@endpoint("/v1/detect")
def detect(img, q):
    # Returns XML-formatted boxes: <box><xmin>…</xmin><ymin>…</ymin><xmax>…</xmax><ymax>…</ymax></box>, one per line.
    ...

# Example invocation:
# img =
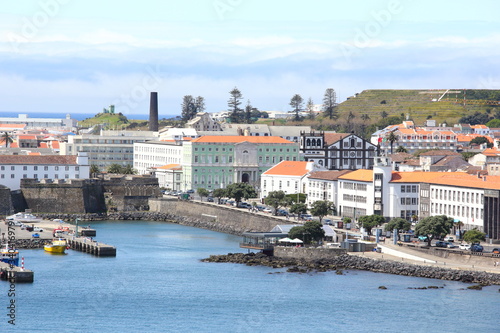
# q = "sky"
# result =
<box><xmin>1</xmin><ymin>0</ymin><xmax>500</xmax><ymax>118</ymax></box>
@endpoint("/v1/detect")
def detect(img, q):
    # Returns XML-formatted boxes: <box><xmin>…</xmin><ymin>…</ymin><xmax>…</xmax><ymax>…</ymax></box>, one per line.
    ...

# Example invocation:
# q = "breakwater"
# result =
<box><xmin>4</xmin><ymin>239</ymin><xmax>52</xmax><ymax>249</ymax></box>
<box><xmin>203</xmin><ymin>252</ymin><xmax>500</xmax><ymax>285</ymax></box>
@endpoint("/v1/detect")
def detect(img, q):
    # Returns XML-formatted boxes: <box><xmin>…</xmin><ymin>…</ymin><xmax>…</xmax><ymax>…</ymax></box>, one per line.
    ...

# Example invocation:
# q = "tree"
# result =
<box><xmin>244</xmin><ymin>100</ymin><xmax>253</xmax><ymax>124</ymax></box>
<box><xmin>358</xmin><ymin>215</ymin><xmax>385</xmax><ymax>235</ymax></box>
<box><xmin>361</xmin><ymin>113</ymin><xmax>370</xmax><ymax>122</ymax></box>
<box><xmin>194</xmin><ymin>96</ymin><xmax>205</xmax><ymax>113</ymax></box>
<box><xmin>289</xmin><ymin>203</ymin><xmax>308</xmax><ymax>216</ymax></box>
<box><xmin>288</xmin><ymin>221</ymin><xmax>325</xmax><ymax>244</ymax></box>
<box><xmin>181</xmin><ymin>95</ymin><xmax>196</xmax><ymax>122</ymax></box>
<box><xmin>470</xmin><ymin>136</ymin><xmax>492</xmax><ymax>148</ymax></box>
<box><xmin>289</xmin><ymin>94</ymin><xmax>304</xmax><ymax>121</ymax></box>
<box><xmin>2</xmin><ymin>132</ymin><xmax>13</xmax><ymax>147</ymax></box>
<box><xmin>197</xmin><ymin>188</ymin><xmax>210</xmax><ymax>201</ymax></box>
<box><xmin>380</xmin><ymin>111</ymin><xmax>388</xmax><ymax>119</ymax></box>
<box><xmin>212</xmin><ymin>188</ymin><xmax>226</xmax><ymax>204</ymax></box>
<box><xmin>310</xmin><ymin>200</ymin><xmax>334</xmax><ymax>223</ymax></box>
<box><xmin>415</xmin><ymin>215</ymin><xmax>454</xmax><ymax>247</ymax></box>
<box><xmin>347</xmin><ymin>111</ymin><xmax>356</xmax><ymax>122</ymax></box>
<box><xmin>385</xmin><ymin>217</ymin><xmax>411</xmax><ymax>240</ymax></box>
<box><xmin>225</xmin><ymin>182</ymin><xmax>256</xmax><ymax>204</ymax></box>
<box><xmin>395</xmin><ymin>146</ymin><xmax>408</xmax><ymax>153</ymax></box>
<box><xmin>90</xmin><ymin>164</ymin><xmax>100</xmax><ymax>178</ymax></box>
<box><xmin>264</xmin><ymin>190</ymin><xmax>287</xmax><ymax>215</ymax></box>
<box><xmin>386</xmin><ymin>131</ymin><xmax>398</xmax><ymax>154</ymax></box>
<box><xmin>228</xmin><ymin>87</ymin><xmax>243</xmax><ymax>123</ymax></box>
<box><xmin>322</xmin><ymin>88</ymin><xmax>338</xmax><ymax>120</ymax></box>
<box><xmin>458</xmin><ymin>112</ymin><xmax>491</xmax><ymax>125</ymax></box>
<box><xmin>486</xmin><ymin>119</ymin><xmax>500</xmax><ymax>128</ymax></box>
<box><xmin>121</xmin><ymin>164</ymin><xmax>137</xmax><ymax>175</ymax></box>
<box><xmin>107</xmin><ymin>163</ymin><xmax>123</xmax><ymax>174</ymax></box>
<box><xmin>463</xmin><ymin>229</ymin><xmax>486</xmax><ymax>244</ymax></box>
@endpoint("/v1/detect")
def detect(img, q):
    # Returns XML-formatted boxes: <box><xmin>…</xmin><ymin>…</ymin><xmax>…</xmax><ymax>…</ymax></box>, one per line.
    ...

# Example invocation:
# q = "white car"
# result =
<box><xmin>459</xmin><ymin>243</ymin><xmax>471</xmax><ymax>250</ymax></box>
<box><xmin>444</xmin><ymin>236</ymin><xmax>454</xmax><ymax>242</ymax></box>
<box><xmin>33</xmin><ymin>227</ymin><xmax>44</xmax><ymax>232</ymax></box>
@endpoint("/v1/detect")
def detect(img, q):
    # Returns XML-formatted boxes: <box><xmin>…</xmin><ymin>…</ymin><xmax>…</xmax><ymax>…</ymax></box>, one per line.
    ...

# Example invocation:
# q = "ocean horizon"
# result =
<box><xmin>0</xmin><ymin>111</ymin><xmax>180</xmax><ymax>121</ymax></box>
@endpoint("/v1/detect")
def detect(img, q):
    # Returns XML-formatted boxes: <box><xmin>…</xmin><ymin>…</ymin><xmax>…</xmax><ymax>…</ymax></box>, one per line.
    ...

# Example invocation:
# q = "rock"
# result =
<box><xmin>467</xmin><ymin>284</ymin><xmax>483</xmax><ymax>290</ymax></box>
<box><xmin>378</xmin><ymin>286</ymin><xmax>387</xmax><ymax>289</ymax></box>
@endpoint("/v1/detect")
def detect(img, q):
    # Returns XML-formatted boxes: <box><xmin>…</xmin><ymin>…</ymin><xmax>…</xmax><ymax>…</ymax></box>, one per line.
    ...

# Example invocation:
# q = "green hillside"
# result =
<box><xmin>336</xmin><ymin>89</ymin><xmax>500</xmax><ymax>125</ymax></box>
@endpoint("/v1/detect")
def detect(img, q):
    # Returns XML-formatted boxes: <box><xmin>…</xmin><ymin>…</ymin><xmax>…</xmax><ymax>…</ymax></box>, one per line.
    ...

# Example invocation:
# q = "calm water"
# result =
<box><xmin>2</xmin><ymin>221</ymin><xmax>499</xmax><ymax>333</ymax></box>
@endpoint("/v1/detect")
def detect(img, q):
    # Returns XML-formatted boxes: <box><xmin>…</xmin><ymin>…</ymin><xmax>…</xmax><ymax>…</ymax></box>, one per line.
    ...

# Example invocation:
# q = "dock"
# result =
<box><xmin>0</xmin><ymin>262</ymin><xmax>34</xmax><ymax>283</ymax></box>
<box><xmin>65</xmin><ymin>237</ymin><xmax>116</xmax><ymax>257</ymax></box>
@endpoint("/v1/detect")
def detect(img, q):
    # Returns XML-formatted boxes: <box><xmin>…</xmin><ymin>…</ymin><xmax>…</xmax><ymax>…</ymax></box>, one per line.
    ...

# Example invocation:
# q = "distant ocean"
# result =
<box><xmin>0</xmin><ymin>112</ymin><xmax>180</xmax><ymax>121</ymax></box>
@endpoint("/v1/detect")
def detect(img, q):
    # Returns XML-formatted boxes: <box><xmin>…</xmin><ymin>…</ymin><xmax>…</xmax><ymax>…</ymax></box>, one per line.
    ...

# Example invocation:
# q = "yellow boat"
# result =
<box><xmin>44</xmin><ymin>239</ymin><xmax>68</xmax><ymax>254</ymax></box>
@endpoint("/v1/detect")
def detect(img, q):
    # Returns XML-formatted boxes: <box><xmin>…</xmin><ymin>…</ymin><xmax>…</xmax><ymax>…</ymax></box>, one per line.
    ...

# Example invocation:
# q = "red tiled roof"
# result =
<box><xmin>324</xmin><ymin>133</ymin><xmax>350</xmax><ymax>146</ymax></box>
<box><xmin>0</xmin><ymin>124</ymin><xmax>25</xmax><ymax>129</ymax></box>
<box><xmin>308</xmin><ymin>170</ymin><xmax>353</xmax><ymax>181</ymax></box>
<box><xmin>156</xmin><ymin>164</ymin><xmax>182</xmax><ymax>170</ymax></box>
<box><xmin>263</xmin><ymin>161</ymin><xmax>311</xmax><ymax>176</ymax></box>
<box><xmin>0</xmin><ymin>155</ymin><xmax>78</xmax><ymax>165</ymax></box>
<box><xmin>191</xmin><ymin>136</ymin><xmax>293</xmax><ymax>144</ymax></box>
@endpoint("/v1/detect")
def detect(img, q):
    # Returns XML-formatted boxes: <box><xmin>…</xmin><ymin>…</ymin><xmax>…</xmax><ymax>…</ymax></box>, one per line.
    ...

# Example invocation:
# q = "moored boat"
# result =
<box><xmin>1</xmin><ymin>244</ymin><xmax>19</xmax><ymax>266</ymax></box>
<box><xmin>44</xmin><ymin>239</ymin><xmax>68</xmax><ymax>254</ymax></box>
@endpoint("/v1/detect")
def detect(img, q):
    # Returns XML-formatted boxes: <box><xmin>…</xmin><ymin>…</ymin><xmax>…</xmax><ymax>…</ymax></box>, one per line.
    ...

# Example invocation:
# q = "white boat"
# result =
<box><xmin>6</xmin><ymin>212</ymin><xmax>42</xmax><ymax>223</ymax></box>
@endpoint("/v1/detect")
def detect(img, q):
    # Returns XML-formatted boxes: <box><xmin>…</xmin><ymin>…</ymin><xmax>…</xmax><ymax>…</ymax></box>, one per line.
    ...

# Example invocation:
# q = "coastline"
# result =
<box><xmin>203</xmin><ymin>252</ymin><xmax>500</xmax><ymax>286</ymax></box>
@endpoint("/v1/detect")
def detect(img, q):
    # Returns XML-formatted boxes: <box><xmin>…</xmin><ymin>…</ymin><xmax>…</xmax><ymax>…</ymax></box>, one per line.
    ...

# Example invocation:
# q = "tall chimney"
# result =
<box><xmin>149</xmin><ymin>92</ymin><xmax>159</xmax><ymax>131</ymax></box>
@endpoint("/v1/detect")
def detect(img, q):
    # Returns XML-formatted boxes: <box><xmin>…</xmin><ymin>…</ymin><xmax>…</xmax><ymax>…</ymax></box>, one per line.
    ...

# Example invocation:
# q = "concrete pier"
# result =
<box><xmin>0</xmin><ymin>262</ymin><xmax>34</xmax><ymax>283</ymax></box>
<box><xmin>66</xmin><ymin>237</ymin><xmax>116</xmax><ymax>257</ymax></box>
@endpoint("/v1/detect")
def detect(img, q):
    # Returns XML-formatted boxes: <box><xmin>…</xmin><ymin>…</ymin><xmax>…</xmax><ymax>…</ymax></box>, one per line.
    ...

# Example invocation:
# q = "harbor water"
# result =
<box><xmin>3</xmin><ymin>220</ymin><xmax>499</xmax><ymax>333</ymax></box>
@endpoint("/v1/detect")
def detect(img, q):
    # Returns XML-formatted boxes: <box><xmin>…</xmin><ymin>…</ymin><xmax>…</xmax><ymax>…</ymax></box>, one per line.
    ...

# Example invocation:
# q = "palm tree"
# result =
<box><xmin>386</xmin><ymin>131</ymin><xmax>398</xmax><ymax>154</ymax></box>
<box><xmin>90</xmin><ymin>164</ymin><xmax>100</xmax><ymax>178</ymax></box>
<box><xmin>107</xmin><ymin>163</ymin><xmax>123</xmax><ymax>174</ymax></box>
<box><xmin>122</xmin><ymin>164</ymin><xmax>137</xmax><ymax>175</ymax></box>
<box><xmin>2</xmin><ymin>132</ymin><xmax>13</xmax><ymax>147</ymax></box>
<box><xmin>361</xmin><ymin>114</ymin><xmax>370</xmax><ymax>121</ymax></box>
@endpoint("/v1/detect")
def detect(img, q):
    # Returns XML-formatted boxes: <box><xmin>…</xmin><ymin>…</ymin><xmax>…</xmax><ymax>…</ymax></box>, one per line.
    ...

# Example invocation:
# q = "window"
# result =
<box><xmin>23</xmin><ymin>166</ymin><xmax>28</xmax><ymax>170</ymax></box>
<box><xmin>23</xmin><ymin>174</ymin><xmax>27</xmax><ymax>178</ymax></box>
<box><xmin>44</xmin><ymin>166</ymin><xmax>49</xmax><ymax>171</ymax></box>
<box><xmin>55</xmin><ymin>166</ymin><xmax>59</xmax><ymax>171</ymax></box>
<box><xmin>401</xmin><ymin>185</ymin><xmax>406</xmax><ymax>193</ymax></box>
<box><xmin>11</xmin><ymin>166</ymin><xmax>14</xmax><ymax>170</ymax></box>
<box><xmin>0</xmin><ymin>166</ymin><xmax>3</xmax><ymax>170</ymax></box>
<box><xmin>11</xmin><ymin>174</ymin><xmax>15</xmax><ymax>178</ymax></box>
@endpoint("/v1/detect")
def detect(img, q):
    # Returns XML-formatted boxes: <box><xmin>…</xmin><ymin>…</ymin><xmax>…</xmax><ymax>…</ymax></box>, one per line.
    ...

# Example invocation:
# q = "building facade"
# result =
<box><xmin>260</xmin><ymin>161</ymin><xmax>314</xmax><ymax>198</ymax></box>
<box><xmin>181</xmin><ymin>136</ymin><xmax>300</xmax><ymax>191</ymax></box>
<box><xmin>0</xmin><ymin>153</ymin><xmax>89</xmax><ymax>190</ymax></box>
<box><xmin>300</xmin><ymin>131</ymin><xmax>377</xmax><ymax>170</ymax></box>
<box><xmin>133</xmin><ymin>140</ymin><xmax>184</xmax><ymax>175</ymax></box>
<box><xmin>60</xmin><ymin>130</ymin><xmax>158</xmax><ymax>169</ymax></box>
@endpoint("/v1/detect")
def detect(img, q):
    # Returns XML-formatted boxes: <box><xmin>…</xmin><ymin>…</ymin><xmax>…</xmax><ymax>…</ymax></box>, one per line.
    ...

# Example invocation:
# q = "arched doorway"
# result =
<box><xmin>241</xmin><ymin>173</ymin><xmax>250</xmax><ymax>183</ymax></box>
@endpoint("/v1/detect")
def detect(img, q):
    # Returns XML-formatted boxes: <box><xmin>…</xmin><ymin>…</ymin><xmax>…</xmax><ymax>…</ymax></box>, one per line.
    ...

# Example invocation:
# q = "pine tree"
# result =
<box><xmin>289</xmin><ymin>94</ymin><xmax>304</xmax><ymax>121</ymax></box>
<box><xmin>228</xmin><ymin>87</ymin><xmax>243</xmax><ymax>123</ymax></box>
<box><xmin>322</xmin><ymin>88</ymin><xmax>338</xmax><ymax>120</ymax></box>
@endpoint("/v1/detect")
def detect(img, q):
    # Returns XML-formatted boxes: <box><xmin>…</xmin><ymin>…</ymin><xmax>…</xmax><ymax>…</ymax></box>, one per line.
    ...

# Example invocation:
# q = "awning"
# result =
<box><xmin>290</xmin><ymin>238</ymin><xmax>303</xmax><ymax>244</ymax></box>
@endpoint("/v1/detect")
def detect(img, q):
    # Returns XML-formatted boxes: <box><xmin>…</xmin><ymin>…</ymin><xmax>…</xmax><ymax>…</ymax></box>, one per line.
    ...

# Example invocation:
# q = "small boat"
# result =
<box><xmin>1</xmin><ymin>244</ymin><xmax>19</xmax><ymax>266</ymax></box>
<box><xmin>44</xmin><ymin>239</ymin><xmax>68</xmax><ymax>254</ymax></box>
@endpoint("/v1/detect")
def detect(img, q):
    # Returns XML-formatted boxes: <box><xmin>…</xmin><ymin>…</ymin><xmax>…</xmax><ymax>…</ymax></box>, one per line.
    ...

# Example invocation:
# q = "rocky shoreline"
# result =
<box><xmin>202</xmin><ymin>252</ymin><xmax>500</xmax><ymax>286</ymax></box>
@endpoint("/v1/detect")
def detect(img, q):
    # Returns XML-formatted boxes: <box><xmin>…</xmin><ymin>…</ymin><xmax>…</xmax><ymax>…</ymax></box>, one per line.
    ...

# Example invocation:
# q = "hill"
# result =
<box><xmin>336</xmin><ymin>89</ymin><xmax>500</xmax><ymax>125</ymax></box>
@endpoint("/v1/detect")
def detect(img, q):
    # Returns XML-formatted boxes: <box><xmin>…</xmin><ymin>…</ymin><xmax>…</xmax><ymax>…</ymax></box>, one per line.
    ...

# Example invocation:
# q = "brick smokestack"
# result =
<box><xmin>149</xmin><ymin>92</ymin><xmax>159</xmax><ymax>131</ymax></box>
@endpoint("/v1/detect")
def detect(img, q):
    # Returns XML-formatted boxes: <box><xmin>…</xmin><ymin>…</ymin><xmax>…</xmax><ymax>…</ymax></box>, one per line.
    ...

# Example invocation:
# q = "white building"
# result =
<box><xmin>151</xmin><ymin>164</ymin><xmax>183</xmax><ymax>190</ymax></box>
<box><xmin>0</xmin><ymin>113</ymin><xmax>77</xmax><ymax>130</ymax></box>
<box><xmin>260</xmin><ymin>161</ymin><xmax>314</xmax><ymax>198</ymax></box>
<box><xmin>133</xmin><ymin>140</ymin><xmax>185</xmax><ymax>175</ymax></box>
<box><xmin>60</xmin><ymin>130</ymin><xmax>158</xmax><ymax>169</ymax></box>
<box><xmin>306</xmin><ymin>170</ymin><xmax>352</xmax><ymax>208</ymax></box>
<box><xmin>0</xmin><ymin>153</ymin><xmax>89</xmax><ymax>190</ymax></box>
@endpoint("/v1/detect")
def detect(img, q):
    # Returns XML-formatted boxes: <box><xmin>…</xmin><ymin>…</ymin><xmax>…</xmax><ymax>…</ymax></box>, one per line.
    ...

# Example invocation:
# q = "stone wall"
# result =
<box><xmin>404</xmin><ymin>244</ymin><xmax>500</xmax><ymax>267</ymax></box>
<box><xmin>274</xmin><ymin>246</ymin><xmax>347</xmax><ymax>260</ymax></box>
<box><xmin>0</xmin><ymin>186</ymin><xmax>13</xmax><ymax>216</ymax></box>
<box><xmin>149</xmin><ymin>198</ymin><xmax>289</xmax><ymax>235</ymax></box>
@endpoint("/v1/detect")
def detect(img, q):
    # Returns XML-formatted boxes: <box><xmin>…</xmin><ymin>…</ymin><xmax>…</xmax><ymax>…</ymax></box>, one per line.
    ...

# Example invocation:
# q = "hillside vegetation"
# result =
<box><xmin>336</xmin><ymin>89</ymin><xmax>500</xmax><ymax>125</ymax></box>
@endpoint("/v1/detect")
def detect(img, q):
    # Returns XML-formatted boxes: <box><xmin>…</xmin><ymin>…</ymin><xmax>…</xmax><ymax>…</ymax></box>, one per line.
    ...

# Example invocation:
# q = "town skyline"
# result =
<box><xmin>1</xmin><ymin>0</ymin><xmax>499</xmax><ymax>117</ymax></box>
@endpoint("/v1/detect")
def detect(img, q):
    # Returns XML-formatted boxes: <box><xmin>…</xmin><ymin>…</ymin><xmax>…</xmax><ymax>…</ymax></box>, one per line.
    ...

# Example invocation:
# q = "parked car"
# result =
<box><xmin>186</xmin><ymin>189</ymin><xmax>195</xmax><ymax>194</ymax></box>
<box><xmin>33</xmin><ymin>227</ymin><xmax>43</xmax><ymax>232</ymax></box>
<box><xmin>418</xmin><ymin>235</ymin><xmax>428</xmax><ymax>242</ymax></box>
<box><xmin>255</xmin><ymin>205</ymin><xmax>266</xmax><ymax>211</ymax></box>
<box><xmin>237</xmin><ymin>202</ymin><xmax>251</xmax><ymax>209</ymax></box>
<box><xmin>446</xmin><ymin>242</ymin><xmax>457</xmax><ymax>248</ymax></box>
<box><xmin>276</xmin><ymin>209</ymin><xmax>288</xmax><ymax>216</ymax></box>
<box><xmin>492</xmin><ymin>248</ymin><xmax>500</xmax><ymax>254</ymax></box>
<box><xmin>300</xmin><ymin>214</ymin><xmax>313</xmax><ymax>221</ymax></box>
<box><xmin>206</xmin><ymin>196</ymin><xmax>214</xmax><ymax>202</ymax></box>
<box><xmin>263</xmin><ymin>207</ymin><xmax>273</xmax><ymax>214</ymax></box>
<box><xmin>470</xmin><ymin>243</ymin><xmax>484</xmax><ymax>252</ymax></box>
<box><xmin>323</xmin><ymin>218</ymin><xmax>333</xmax><ymax>225</ymax></box>
<box><xmin>444</xmin><ymin>236</ymin><xmax>454</xmax><ymax>242</ymax></box>
<box><xmin>32</xmin><ymin>233</ymin><xmax>40</xmax><ymax>238</ymax></box>
<box><xmin>435</xmin><ymin>241</ymin><xmax>448</xmax><ymax>248</ymax></box>
<box><xmin>459</xmin><ymin>243</ymin><xmax>471</xmax><ymax>250</ymax></box>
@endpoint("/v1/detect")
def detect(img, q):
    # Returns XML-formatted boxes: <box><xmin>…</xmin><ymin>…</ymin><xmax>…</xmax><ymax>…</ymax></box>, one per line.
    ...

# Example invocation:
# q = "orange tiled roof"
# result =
<box><xmin>191</xmin><ymin>136</ymin><xmax>293</xmax><ymax>144</ymax></box>
<box><xmin>457</xmin><ymin>134</ymin><xmax>494</xmax><ymax>143</ymax></box>
<box><xmin>39</xmin><ymin>142</ymin><xmax>48</xmax><ymax>148</ymax></box>
<box><xmin>471</xmin><ymin>125</ymin><xmax>488</xmax><ymax>129</ymax></box>
<box><xmin>156</xmin><ymin>164</ymin><xmax>182</xmax><ymax>170</ymax></box>
<box><xmin>51</xmin><ymin>141</ymin><xmax>60</xmax><ymax>149</ymax></box>
<box><xmin>0</xmin><ymin>124</ymin><xmax>25</xmax><ymax>129</ymax></box>
<box><xmin>18</xmin><ymin>135</ymin><xmax>37</xmax><ymax>140</ymax></box>
<box><xmin>338</xmin><ymin>169</ymin><xmax>374</xmax><ymax>182</ymax></box>
<box><xmin>28</xmin><ymin>152</ymin><xmax>41</xmax><ymax>156</ymax></box>
<box><xmin>263</xmin><ymin>161</ymin><xmax>310</xmax><ymax>176</ymax></box>
<box><xmin>482</xmin><ymin>148</ymin><xmax>500</xmax><ymax>156</ymax></box>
